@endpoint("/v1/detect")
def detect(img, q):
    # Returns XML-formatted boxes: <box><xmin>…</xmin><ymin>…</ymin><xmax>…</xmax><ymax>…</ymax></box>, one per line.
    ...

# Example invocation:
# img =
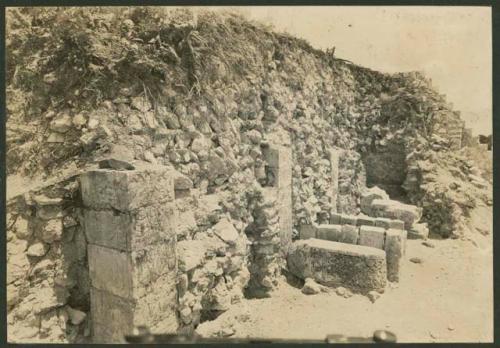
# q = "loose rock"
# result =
<box><xmin>27</xmin><ymin>242</ymin><xmax>48</xmax><ymax>257</ymax></box>
<box><xmin>301</xmin><ymin>278</ymin><xmax>322</xmax><ymax>295</ymax></box>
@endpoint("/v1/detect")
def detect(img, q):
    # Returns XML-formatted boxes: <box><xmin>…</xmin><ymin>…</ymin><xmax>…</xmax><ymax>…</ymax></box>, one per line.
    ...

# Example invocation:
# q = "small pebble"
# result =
<box><xmin>448</xmin><ymin>324</ymin><xmax>455</xmax><ymax>331</ymax></box>
<box><xmin>410</xmin><ymin>257</ymin><xmax>423</xmax><ymax>264</ymax></box>
<box><xmin>335</xmin><ymin>287</ymin><xmax>346</xmax><ymax>296</ymax></box>
<box><xmin>367</xmin><ymin>291</ymin><xmax>380</xmax><ymax>303</ymax></box>
<box><xmin>220</xmin><ymin>327</ymin><xmax>235</xmax><ymax>337</ymax></box>
<box><xmin>422</xmin><ymin>241</ymin><xmax>435</xmax><ymax>248</ymax></box>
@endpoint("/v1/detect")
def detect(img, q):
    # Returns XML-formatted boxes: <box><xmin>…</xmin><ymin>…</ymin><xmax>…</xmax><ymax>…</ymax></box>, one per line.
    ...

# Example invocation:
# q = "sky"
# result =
<box><xmin>205</xmin><ymin>6</ymin><xmax>492</xmax><ymax>135</ymax></box>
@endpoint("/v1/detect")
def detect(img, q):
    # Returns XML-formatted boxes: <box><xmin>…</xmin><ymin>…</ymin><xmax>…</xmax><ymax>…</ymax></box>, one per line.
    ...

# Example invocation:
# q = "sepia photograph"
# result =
<box><xmin>4</xmin><ymin>5</ymin><xmax>493</xmax><ymax>344</ymax></box>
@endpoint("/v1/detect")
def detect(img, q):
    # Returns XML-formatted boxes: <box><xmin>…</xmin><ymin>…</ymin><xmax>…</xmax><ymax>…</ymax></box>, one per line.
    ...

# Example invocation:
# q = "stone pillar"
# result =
<box><xmin>262</xmin><ymin>144</ymin><xmax>293</xmax><ymax>258</ymax></box>
<box><xmin>80</xmin><ymin>165</ymin><xmax>178</xmax><ymax>343</ymax></box>
<box><xmin>329</xmin><ymin>149</ymin><xmax>341</xmax><ymax>214</ymax></box>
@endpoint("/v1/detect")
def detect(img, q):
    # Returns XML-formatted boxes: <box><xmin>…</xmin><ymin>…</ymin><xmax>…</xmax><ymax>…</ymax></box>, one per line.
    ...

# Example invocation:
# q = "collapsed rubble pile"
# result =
<box><xmin>403</xmin><ymin>136</ymin><xmax>492</xmax><ymax>238</ymax></box>
<box><xmin>6</xmin><ymin>7</ymin><xmax>491</xmax><ymax>343</ymax></box>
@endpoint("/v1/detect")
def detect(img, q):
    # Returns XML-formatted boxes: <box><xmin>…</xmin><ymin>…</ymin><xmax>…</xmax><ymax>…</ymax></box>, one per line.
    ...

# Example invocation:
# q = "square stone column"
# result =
<box><xmin>262</xmin><ymin>145</ymin><xmax>293</xmax><ymax>258</ymax></box>
<box><xmin>329</xmin><ymin>149</ymin><xmax>341</xmax><ymax>214</ymax></box>
<box><xmin>80</xmin><ymin>166</ymin><xmax>178</xmax><ymax>343</ymax></box>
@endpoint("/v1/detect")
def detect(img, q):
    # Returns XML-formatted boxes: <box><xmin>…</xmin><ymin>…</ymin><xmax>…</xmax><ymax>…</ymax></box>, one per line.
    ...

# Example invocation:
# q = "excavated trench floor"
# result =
<box><xmin>196</xmin><ymin>229</ymin><xmax>493</xmax><ymax>343</ymax></box>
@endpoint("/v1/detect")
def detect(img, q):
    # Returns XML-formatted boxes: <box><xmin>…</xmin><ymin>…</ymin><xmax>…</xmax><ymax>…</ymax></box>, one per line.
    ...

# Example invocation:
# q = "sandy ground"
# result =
<box><xmin>198</xmin><ymin>220</ymin><xmax>493</xmax><ymax>343</ymax></box>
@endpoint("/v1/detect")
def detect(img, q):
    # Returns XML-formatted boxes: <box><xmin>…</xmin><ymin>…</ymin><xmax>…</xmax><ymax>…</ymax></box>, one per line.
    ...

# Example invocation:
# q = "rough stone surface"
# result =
<box><xmin>329</xmin><ymin>149</ymin><xmax>341</xmax><ymax>214</ymax></box>
<box><xmin>370</xmin><ymin>199</ymin><xmax>422</xmax><ymax>230</ymax></box>
<box><xmin>287</xmin><ymin>239</ymin><xmax>387</xmax><ymax>294</ymax></box>
<box><xmin>315</xmin><ymin>224</ymin><xmax>359</xmax><ymax>244</ymax></box>
<box><xmin>384</xmin><ymin>229</ymin><xmax>406</xmax><ymax>282</ymax></box>
<box><xmin>340</xmin><ymin>214</ymin><xmax>358</xmax><ymax>226</ymax></box>
<box><xmin>177</xmin><ymin>240</ymin><xmax>206</xmax><ymax>272</ymax></box>
<box><xmin>408</xmin><ymin>223</ymin><xmax>429</xmax><ymax>240</ymax></box>
<box><xmin>374</xmin><ymin>217</ymin><xmax>392</xmax><ymax>229</ymax></box>
<box><xmin>88</xmin><ymin>244</ymin><xmax>133</xmax><ymax>299</ymax></box>
<box><xmin>329</xmin><ymin>213</ymin><xmax>342</xmax><ymax>225</ymax></box>
<box><xmin>98</xmin><ymin>158</ymin><xmax>135</xmax><ymax>171</ymax></box>
<box><xmin>388</xmin><ymin>219</ymin><xmax>405</xmax><ymax>230</ymax></box>
<box><xmin>83</xmin><ymin>203</ymin><xmax>176</xmax><ymax>251</ymax></box>
<box><xmin>358</xmin><ymin>225</ymin><xmax>386</xmax><ymax>250</ymax></box>
<box><xmin>80</xmin><ymin>166</ymin><xmax>175</xmax><ymax>211</ymax></box>
<box><xmin>81</xmin><ymin>166</ymin><xmax>179</xmax><ymax>342</ymax></box>
<box><xmin>299</xmin><ymin>224</ymin><xmax>317</xmax><ymax>240</ymax></box>
<box><xmin>361</xmin><ymin>186</ymin><xmax>390</xmax><ymax>215</ymax></box>
<box><xmin>356</xmin><ymin>216</ymin><xmax>376</xmax><ymax>227</ymax></box>
<box><xmin>213</xmin><ymin>218</ymin><xmax>239</xmax><ymax>245</ymax></box>
<box><xmin>27</xmin><ymin>242</ymin><xmax>48</xmax><ymax>257</ymax></box>
<box><xmin>368</xmin><ymin>290</ymin><xmax>381</xmax><ymax>303</ymax></box>
<box><xmin>301</xmin><ymin>278</ymin><xmax>323</xmax><ymax>295</ymax></box>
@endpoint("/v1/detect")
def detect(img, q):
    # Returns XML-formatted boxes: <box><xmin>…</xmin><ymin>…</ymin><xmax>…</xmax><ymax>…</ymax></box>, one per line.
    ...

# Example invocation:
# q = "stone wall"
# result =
<box><xmin>175</xmin><ymin>191</ymin><xmax>251</xmax><ymax>332</ymax></box>
<box><xmin>434</xmin><ymin>111</ymin><xmax>465</xmax><ymax>151</ymax></box>
<box><xmin>337</xmin><ymin>150</ymin><xmax>366</xmax><ymax>215</ymax></box>
<box><xmin>7</xmin><ymin>177</ymin><xmax>90</xmax><ymax>343</ymax></box>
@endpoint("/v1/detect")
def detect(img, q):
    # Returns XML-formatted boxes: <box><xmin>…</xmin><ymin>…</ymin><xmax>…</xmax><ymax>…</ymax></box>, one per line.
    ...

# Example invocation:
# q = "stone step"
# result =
<box><xmin>370</xmin><ymin>199</ymin><xmax>422</xmax><ymax>229</ymax></box>
<box><xmin>287</xmin><ymin>239</ymin><xmax>387</xmax><ymax>294</ymax></box>
<box><xmin>302</xmin><ymin>222</ymin><xmax>407</xmax><ymax>283</ymax></box>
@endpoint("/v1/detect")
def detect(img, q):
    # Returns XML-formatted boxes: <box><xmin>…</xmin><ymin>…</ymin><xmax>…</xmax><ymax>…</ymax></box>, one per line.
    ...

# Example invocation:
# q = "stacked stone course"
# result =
<box><xmin>80</xmin><ymin>166</ymin><xmax>178</xmax><ymax>342</ymax></box>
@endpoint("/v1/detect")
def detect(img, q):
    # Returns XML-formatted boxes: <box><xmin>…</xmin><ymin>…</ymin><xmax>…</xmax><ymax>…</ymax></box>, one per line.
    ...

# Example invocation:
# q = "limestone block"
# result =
<box><xmin>174</xmin><ymin>173</ymin><xmax>193</xmax><ymax>190</ymax></box>
<box><xmin>133</xmin><ymin>273</ymin><xmax>178</xmax><ymax>332</ymax></box>
<box><xmin>27</xmin><ymin>242</ymin><xmax>48</xmax><ymax>257</ymax></box>
<box><xmin>369</xmin><ymin>199</ymin><xmax>393</xmax><ymax>217</ymax></box>
<box><xmin>89</xmin><ymin>245</ymin><xmax>178</xmax><ymax>342</ymax></box>
<box><xmin>88</xmin><ymin>245</ymin><xmax>132</xmax><ymax>299</ymax></box>
<box><xmin>36</xmin><ymin>205</ymin><xmax>64</xmax><ymax>220</ymax></box>
<box><xmin>80</xmin><ymin>166</ymin><xmax>174</xmax><ymax>211</ymax></box>
<box><xmin>316</xmin><ymin>224</ymin><xmax>359</xmax><ymax>244</ymax></box>
<box><xmin>213</xmin><ymin>218</ymin><xmax>239</xmax><ymax>245</ymax></box>
<box><xmin>13</xmin><ymin>217</ymin><xmax>31</xmax><ymax>240</ymax></box>
<box><xmin>177</xmin><ymin>240</ymin><xmax>207</xmax><ymax>272</ymax></box>
<box><xmin>287</xmin><ymin>239</ymin><xmax>387</xmax><ymax>293</ymax></box>
<box><xmin>131</xmin><ymin>241</ymin><xmax>177</xmax><ymax>292</ymax></box>
<box><xmin>90</xmin><ymin>287</ymin><xmax>133</xmax><ymax>343</ymax></box>
<box><xmin>360</xmin><ymin>186</ymin><xmax>390</xmax><ymax>215</ymax></box>
<box><xmin>41</xmin><ymin>219</ymin><xmax>64</xmax><ymax>243</ymax></box>
<box><xmin>176</xmin><ymin>209</ymin><xmax>196</xmax><ymax>236</ymax></box>
<box><xmin>299</xmin><ymin>224</ymin><xmax>316</xmax><ymax>239</ymax></box>
<box><xmin>374</xmin><ymin>217</ymin><xmax>392</xmax><ymax>229</ymax></box>
<box><xmin>341</xmin><ymin>225</ymin><xmax>359</xmax><ymax>244</ymax></box>
<box><xmin>316</xmin><ymin>224</ymin><xmax>341</xmax><ymax>242</ymax></box>
<box><xmin>384</xmin><ymin>229</ymin><xmax>406</xmax><ymax>282</ymax></box>
<box><xmin>356</xmin><ymin>216</ymin><xmax>375</xmax><ymax>227</ymax></box>
<box><xmin>386</xmin><ymin>203</ymin><xmax>422</xmax><ymax>230</ymax></box>
<box><xmin>388</xmin><ymin>219</ymin><xmax>405</xmax><ymax>230</ymax></box>
<box><xmin>329</xmin><ymin>213</ymin><xmax>342</xmax><ymax>225</ymax></box>
<box><xmin>33</xmin><ymin>195</ymin><xmax>64</xmax><ymax>206</ymax></box>
<box><xmin>83</xmin><ymin>203</ymin><xmax>177</xmax><ymax>251</ymax></box>
<box><xmin>340</xmin><ymin>214</ymin><xmax>357</xmax><ymax>226</ymax></box>
<box><xmin>358</xmin><ymin>225</ymin><xmax>386</xmax><ymax>250</ymax></box>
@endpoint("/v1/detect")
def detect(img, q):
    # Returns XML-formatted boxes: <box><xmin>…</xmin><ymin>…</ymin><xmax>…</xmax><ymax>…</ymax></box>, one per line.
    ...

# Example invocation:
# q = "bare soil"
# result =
<box><xmin>197</xmin><ymin>207</ymin><xmax>493</xmax><ymax>343</ymax></box>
